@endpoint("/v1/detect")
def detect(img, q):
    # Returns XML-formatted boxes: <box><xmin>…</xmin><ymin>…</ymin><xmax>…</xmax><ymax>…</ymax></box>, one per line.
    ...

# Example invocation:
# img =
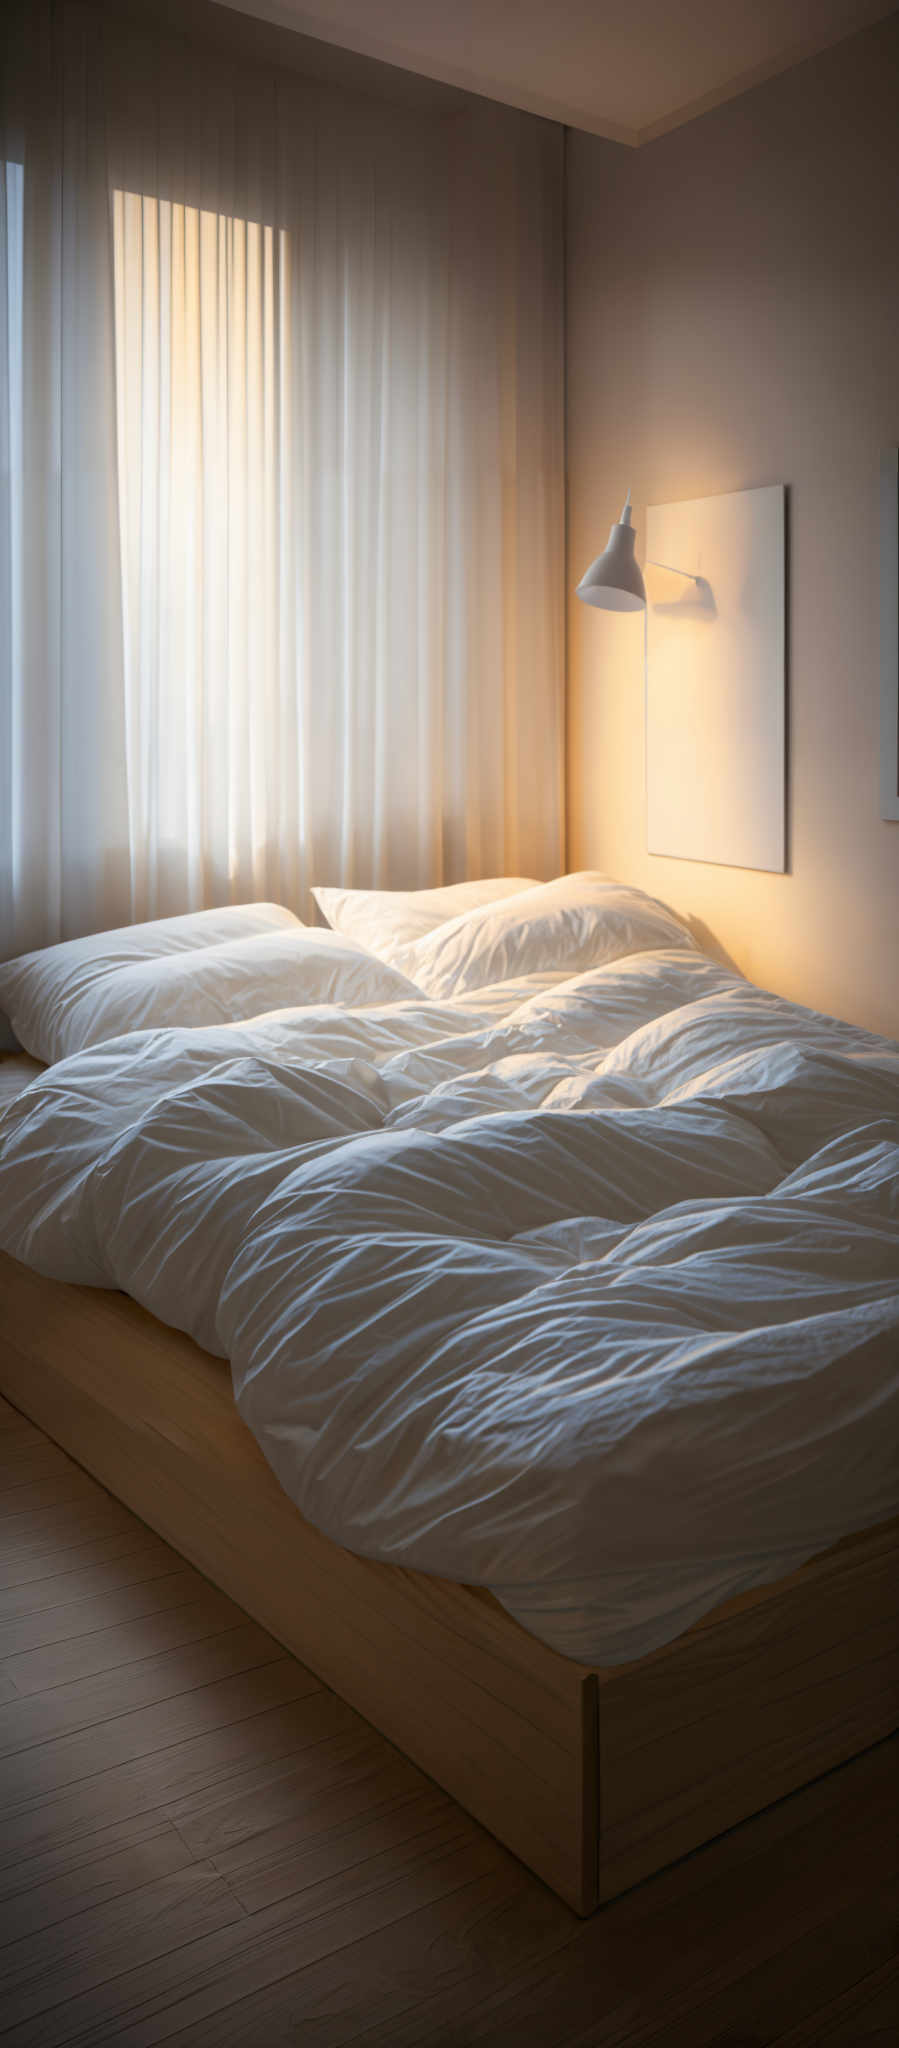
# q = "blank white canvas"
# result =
<box><xmin>646</xmin><ymin>484</ymin><xmax>785</xmax><ymax>871</ymax></box>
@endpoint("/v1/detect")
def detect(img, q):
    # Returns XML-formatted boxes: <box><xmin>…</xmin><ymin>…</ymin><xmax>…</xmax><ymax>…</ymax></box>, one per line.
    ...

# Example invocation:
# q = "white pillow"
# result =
<box><xmin>47</xmin><ymin>929</ymin><xmax>421</xmax><ymax>1055</ymax></box>
<box><xmin>390</xmin><ymin>871</ymin><xmax>698</xmax><ymax>1000</ymax></box>
<box><xmin>0</xmin><ymin>902</ymin><xmax>302</xmax><ymax>1065</ymax></box>
<box><xmin>0</xmin><ymin>905</ymin><xmax>413</xmax><ymax>1064</ymax></box>
<box><xmin>311</xmin><ymin>876</ymin><xmax>536</xmax><ymax>966</ymax></box>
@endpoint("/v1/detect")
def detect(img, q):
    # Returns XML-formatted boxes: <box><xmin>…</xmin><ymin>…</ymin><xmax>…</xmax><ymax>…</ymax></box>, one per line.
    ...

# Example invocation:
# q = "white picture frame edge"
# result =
<box><xmin>881</xmin><ymin>446</ymin><xmax>899</xmax><ymax>821</ymax></box>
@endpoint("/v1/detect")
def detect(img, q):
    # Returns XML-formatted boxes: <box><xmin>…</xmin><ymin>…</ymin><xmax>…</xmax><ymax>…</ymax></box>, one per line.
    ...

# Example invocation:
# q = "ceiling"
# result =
<box><xmin>213</xmin><ymin>0</ymin><xmax>895</xmax><ymax>144</ymax></box>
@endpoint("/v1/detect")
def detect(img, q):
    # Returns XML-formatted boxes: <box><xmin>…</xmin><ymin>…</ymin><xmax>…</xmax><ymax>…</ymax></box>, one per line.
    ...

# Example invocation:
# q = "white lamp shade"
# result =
<box><xmin>576</xmin><ymin>501</ymin><xmax>646</xmax><ymax>612</ymax></box>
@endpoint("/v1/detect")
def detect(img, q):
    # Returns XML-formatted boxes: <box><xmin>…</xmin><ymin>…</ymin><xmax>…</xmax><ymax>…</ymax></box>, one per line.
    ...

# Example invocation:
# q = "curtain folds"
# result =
<box><xmin>0</xmin><ymin>0</ymin><xmax>564</xmax><ymax>949</ymax></box>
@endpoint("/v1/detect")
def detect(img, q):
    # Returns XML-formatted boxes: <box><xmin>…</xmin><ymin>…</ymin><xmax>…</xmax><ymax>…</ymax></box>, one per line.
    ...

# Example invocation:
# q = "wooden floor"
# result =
<box><xmin>0</xmin><ymin>1396</ymin><xmax>896</xmax><ymax>2047</ymax></box>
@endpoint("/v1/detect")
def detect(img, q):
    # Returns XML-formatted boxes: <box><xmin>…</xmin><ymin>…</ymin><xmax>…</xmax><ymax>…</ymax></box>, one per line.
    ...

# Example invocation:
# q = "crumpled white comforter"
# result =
<box><xmin>1</xmin><ymin>893</ymin><xmax>897</xmax><ymax>1666</ymax></box>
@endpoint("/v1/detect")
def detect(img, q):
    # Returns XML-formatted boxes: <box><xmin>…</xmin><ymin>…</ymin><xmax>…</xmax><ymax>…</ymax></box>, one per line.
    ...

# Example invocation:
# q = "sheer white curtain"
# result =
<box><xmin>0</xmin><ymin>0</ymin><xmax>564</xmax><ymax>951</ymax></box>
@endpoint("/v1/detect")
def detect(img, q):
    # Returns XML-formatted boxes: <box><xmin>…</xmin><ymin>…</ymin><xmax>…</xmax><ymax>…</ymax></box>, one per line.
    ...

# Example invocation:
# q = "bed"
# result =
<box><xmin>1</xmin><ymin>873</ymin><xmax>897</xmax><ymax>1912</ymax></box>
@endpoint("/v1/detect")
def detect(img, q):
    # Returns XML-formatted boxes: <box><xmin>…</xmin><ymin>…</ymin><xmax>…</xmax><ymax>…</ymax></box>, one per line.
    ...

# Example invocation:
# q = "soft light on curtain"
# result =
<box><xmin>112</xmin><ymin>192</ymin><xmax>290</xmax><ymax>913</ymax></box>
<box><xmin>0</xmin><ymin>0</ymin><xmax>565</xmax><ymax>950</ymax></box>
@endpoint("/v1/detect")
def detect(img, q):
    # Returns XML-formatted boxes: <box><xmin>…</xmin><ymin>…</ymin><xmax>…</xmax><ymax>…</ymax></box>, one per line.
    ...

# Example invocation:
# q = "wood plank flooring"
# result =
<box><xmin>0</xmin><ymin>1391</ymin><xmax>896</xmax><ymax>2046</ymax></box>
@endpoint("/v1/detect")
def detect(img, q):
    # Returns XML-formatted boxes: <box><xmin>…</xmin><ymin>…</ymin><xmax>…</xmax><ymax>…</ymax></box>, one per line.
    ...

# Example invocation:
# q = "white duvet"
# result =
<box><xmin>1</xmin><ymin>873</ymin><xmax>897</xmax><ymax>1665</ymax></box>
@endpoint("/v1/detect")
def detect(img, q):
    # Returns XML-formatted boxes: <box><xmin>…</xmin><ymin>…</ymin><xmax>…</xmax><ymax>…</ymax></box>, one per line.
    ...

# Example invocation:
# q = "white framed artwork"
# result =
<box><xmin>646</xmin><ymin>483</ymin><xmax>786</xmax><ymax>872</ymax></box>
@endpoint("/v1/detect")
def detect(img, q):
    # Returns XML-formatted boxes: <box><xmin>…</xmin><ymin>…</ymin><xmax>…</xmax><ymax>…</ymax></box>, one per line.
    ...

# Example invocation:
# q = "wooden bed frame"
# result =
<box><xmin>2</xmin><ymin>1244</ymin><xmax>897</xmax><ymax>1914</ymax></box>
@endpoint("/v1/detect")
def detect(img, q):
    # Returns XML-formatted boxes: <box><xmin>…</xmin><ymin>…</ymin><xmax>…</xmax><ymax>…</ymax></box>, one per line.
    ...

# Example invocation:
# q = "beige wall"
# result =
<box><xmin>566</xmin><ymin>12</ymin><xmax>899</xmax><ymax>1037</ymax></box>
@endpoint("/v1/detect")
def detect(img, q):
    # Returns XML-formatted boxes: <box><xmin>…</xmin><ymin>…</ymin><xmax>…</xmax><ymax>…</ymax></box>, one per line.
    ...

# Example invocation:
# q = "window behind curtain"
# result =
<box><xmin>113</xmin><ymin>190</ymin><xmax>288</xmax><ymax>912</ymax></box>
<box><xmin>0</xmin><ymin>161</ymin><xmax>23</xmax><ymax>949</ymax></box>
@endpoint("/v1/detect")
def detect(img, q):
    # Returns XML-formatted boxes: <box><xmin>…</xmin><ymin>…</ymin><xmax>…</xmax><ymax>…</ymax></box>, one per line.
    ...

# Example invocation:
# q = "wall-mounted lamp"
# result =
<box><xmin>575</xmin><ymin>491</ymin><xmax>700</xmax><ymax>612</ymax></box>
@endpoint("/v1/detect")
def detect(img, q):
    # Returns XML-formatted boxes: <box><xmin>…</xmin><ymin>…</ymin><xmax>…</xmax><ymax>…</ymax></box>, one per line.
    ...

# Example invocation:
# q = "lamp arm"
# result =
<box><xmin>645</xmin><ymin>559</ymin><xmax>701</xmax><ymax>582</ymax></box>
